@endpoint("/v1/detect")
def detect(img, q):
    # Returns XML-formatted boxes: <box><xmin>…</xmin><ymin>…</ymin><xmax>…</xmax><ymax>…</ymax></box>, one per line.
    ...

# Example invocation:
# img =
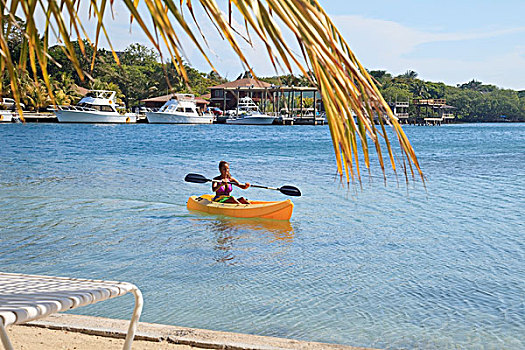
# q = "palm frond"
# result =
<box><xmin>1</xmin><ymin>0</ymin><xmax>423</xmax><ymax>182</ymax></box>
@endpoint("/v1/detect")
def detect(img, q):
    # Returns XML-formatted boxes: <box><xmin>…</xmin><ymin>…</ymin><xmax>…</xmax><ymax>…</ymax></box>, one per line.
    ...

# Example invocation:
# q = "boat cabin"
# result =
<box><xmin>76</xmin><ymin>90</ymin><xmax>118</xmax><ymax>112</ymax></box>
<box><xmin>159</xmin><ymin>94</ymin><xmax>199</xmax><ymax>114</ymax></box>
<box><xmin>141</xmin><ymin>93</ymin><xmax>210</xmax><ymax>113</ymax></box>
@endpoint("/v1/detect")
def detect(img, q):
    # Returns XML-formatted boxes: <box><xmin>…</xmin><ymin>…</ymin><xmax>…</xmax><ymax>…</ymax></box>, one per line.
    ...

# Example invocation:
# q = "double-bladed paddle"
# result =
<box><xmin>184</xmin><ymin>173</ymin><xmax>302</xmax><ymax>197</ymax></box>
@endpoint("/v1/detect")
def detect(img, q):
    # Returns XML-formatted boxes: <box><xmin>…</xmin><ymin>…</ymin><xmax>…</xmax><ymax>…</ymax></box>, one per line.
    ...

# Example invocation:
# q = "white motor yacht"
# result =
<box><xmin>146</xmin><ymin>94</ymin><xmax>213</xmax><ymax>124</ymax></box>
<box><xmin>55</xmin><ymin>90</ymin><xmax>137</xmax><ymax>123</ymax></box>
<box><xmin>0</xmin><ymin>110</ymin><xmax>13</xmax><ymax>123</ymax></box>
<box><xmin>225</xmin><ymin>97</ymin><xmax>275</xmax><ymax>125</ymax></box>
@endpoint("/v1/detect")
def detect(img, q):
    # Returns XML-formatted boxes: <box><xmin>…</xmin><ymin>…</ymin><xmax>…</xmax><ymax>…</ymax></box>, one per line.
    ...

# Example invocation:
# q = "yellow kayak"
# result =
<box><xmin>187</xmin><ymin>194</ymin><xmax>294</xmax><ymax>220</ymax></box>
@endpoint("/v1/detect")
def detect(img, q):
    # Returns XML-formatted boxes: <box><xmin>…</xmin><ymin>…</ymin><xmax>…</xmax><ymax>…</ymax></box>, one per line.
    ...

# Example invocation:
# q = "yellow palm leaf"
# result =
<box><xmin>1</xmin><ymin>0</ymin><xmax>423</xmax><ymax>182</ymax></box>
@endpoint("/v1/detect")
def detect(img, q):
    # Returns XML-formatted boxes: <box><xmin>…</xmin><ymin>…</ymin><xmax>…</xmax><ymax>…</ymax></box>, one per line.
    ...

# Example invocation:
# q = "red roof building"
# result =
<box><xmin>209</xmin><ymin>78</ymin><xmax>272</xmax><ymax>110</ymax></box>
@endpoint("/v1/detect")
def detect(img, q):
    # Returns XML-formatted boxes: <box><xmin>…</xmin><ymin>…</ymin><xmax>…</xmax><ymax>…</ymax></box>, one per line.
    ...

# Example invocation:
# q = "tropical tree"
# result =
<box><xmin>520</xmin><ymin>96</ymin><xmax>525</xmax><ymax>119</ymax></box>
<box><xmin>0</xmin><ymin>0</ymin><xmax>423</xmax><ymax>183</ymax></box>
<box><xmin>409</xmin><ymin>80</ymin><xmax>428</xmax><ymax>98</ymax></box>
<box><xmin>400</xmin><ymin>70</ymin><xmax>418</xmax><ymax>80</ymax></box>
<box><xmin>381</xmin><ymin>86</ymin><xmax>411</xmax><ymax>103</ymax></box>
<box><xmin>19</xmin><ymin>72</ymin><xmax>51</xmax><ymax>111</ymax></box>
<box><xmin>459</xmin><ymin>79</ymin><xmax>483</xmax><ymax>91</ymax></box>
<box><xmin>207</xmin><ymin>71</ymin><xmax>228</xmax><ymax>85</ymax></box>
<box><xmin>369</xmin><ymin>70</ymin><xmax>393</xmax><ymax>89</ymax></box>
<box><xmin>52</xmin><ymin>73</ymin><xmax>80</xmax><ymax>105</ymax></box>
<box><xmin>459</xmin><ymin>79</ymin><xmax>499</xmax><ymax>94</ymax></box>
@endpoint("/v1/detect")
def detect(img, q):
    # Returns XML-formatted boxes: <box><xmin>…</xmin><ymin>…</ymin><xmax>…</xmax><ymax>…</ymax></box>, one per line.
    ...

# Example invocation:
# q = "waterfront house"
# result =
<box><xmin>413</xmin><ymin>98</ymin><xmax>456</xmax><ymax>125</ymax></box>
<box><xmin>209</xmin><ymin>78</ymin><xmax>272</xmax><ymax>111</ymax></box>
<box><xmin>209</xmin><ymin>77</ymin><xmax>322</xmax><ymax>123</ymax></box>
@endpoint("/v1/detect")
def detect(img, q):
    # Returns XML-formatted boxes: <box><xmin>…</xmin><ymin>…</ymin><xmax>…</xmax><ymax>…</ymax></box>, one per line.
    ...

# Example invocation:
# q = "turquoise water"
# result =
<box><xmin>0</xmin><ymin>123</ymin><xmax>523</xmax><ymax>349</ymax></box>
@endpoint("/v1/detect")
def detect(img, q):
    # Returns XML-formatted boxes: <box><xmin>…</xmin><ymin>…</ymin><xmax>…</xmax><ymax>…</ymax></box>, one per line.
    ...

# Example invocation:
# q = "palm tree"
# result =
<box><xmin>0</xmin><ymin>1</ymin><xmax>422</xmax><ymax>182</ymax></box>
<box><xmin>410</xmin><ymin>80</ymin><xmax>428</xmax><ymax>98</ymax></box>
<box><xmin>401</xmin><ymin>70</ymin><xmax>419</xmax><ymax>80</ymax></box>
<box><xmin>52</xmin><ymin>73</ymin><xmax>81</xmax><ymax>106</ymax></box>
<box><xmin>460</xmin><ymin>79</ymin><xmax>483</xmax><ymax>91</ymax></box>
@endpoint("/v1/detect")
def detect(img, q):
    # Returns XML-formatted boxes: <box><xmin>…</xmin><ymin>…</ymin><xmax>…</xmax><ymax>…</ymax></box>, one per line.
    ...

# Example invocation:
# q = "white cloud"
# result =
<box><xmin>331</xmin><ymin>15</ymin><xmax>525</xmax><ymax>89</ymax></box>
<box><xmin>413</xmin><ymin>47</ymin><xmax>525</xmax><ymax>89</ymax></box>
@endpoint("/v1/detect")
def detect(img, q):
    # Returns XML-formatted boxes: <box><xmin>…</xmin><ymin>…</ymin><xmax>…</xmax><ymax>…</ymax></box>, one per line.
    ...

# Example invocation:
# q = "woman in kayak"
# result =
<box><xmin>212</xmin><ymin>161</ymin><xmax>250</xmax><ymax>204</ymax></box>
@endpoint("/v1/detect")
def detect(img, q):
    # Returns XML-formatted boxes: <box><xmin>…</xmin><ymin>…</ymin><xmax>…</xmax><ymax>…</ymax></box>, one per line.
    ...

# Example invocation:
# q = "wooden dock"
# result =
<box><xmin>16</xmin><ymin>112</ymin><xmax>57</xmax><ymax>123</ymax></box>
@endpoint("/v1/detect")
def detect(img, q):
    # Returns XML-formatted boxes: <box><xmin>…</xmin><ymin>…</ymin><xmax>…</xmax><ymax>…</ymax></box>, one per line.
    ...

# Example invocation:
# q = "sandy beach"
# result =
<box><xmin>7</xmin><ymin>326</ymin><xmax>193</xmax><ymax>350</ymax></box>
<box><xmin>4</xmin><ymin>314</ymin><xmax>371</xmax><ymax>350</ymax></box>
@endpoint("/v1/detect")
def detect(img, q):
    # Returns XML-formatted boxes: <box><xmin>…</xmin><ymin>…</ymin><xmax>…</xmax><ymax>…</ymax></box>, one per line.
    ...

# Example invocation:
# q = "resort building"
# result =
<box><xmin>209</xmin><ymin>77</ymin><xmax>323</xmax><ymax>124</ymax></box>
<box><xmin>413</xmin><ymin>98</ymin><xmax>456</xmax><ymax>125</ymax></box>
<box><xmin>389</xmin><ymin>100</ymin><xmax>410</xmax><ymax>123</ymax></box>
<box><xmin>209</xmin><ymin>78</ymin><xmax>272</xmax><ymax>110</ymax></box>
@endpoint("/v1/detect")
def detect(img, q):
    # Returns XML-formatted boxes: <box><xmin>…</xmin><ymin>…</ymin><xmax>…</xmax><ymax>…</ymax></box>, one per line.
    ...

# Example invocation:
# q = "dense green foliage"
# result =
<box><xmin>370</xmin><ymin>70</ymin><xmax>525</xmax><ymax>122</ymax></box>
<box><xmin>46</xmin><ymin>41</ymin><xmax>227</xmax><ymax>108</ymax></box>
<box><xmin>2</xmin><ymin>32</ymin><xmax>226</xmax><ymax>110</ymax></box>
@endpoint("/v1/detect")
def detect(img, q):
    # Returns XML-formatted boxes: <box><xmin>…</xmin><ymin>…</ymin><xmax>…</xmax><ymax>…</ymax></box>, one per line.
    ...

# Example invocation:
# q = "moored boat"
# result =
<box><xmin>187</xmin><ymin>194</ymin><xmax>294</xmax><ymax>220</ymax></box>
<box><xmin>55</xmin><ymin>90</ymin><xmax>137</xmax><ymax>123</ymax></box>
<box><xmin>225</xmin><ymin>97</ymin><xmax>275</xmax><ymax>125</ymax></box>
<box><xmin>146</xmin><ymin>94</ymin><xmax>213</xmax><ymax>124</ymax></box>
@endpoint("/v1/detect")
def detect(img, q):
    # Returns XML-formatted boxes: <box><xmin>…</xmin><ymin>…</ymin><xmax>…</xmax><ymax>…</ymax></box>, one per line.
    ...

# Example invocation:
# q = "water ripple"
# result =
<box><xmin>0</xmin><ymin>123</ymin><xmax>524</xmax><ymax>349</ymax></box>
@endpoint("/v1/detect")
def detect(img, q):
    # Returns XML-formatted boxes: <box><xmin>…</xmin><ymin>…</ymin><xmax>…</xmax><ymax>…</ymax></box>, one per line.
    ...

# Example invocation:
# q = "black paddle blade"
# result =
<box><xmin>279</xmin><ymin>185</ymin><xmax>301</xmax><ymax>197</ymax></box>
<box><xmin>184</xmin><ymin>173</ymin><xmax>210</xmax><ymax>184</ymax></box>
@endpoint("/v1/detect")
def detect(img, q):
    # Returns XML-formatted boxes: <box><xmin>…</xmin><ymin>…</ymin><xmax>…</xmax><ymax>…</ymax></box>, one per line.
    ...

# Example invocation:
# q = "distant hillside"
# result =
<box><xmin>369</xmin><ymin>70</ymin><xmax>525</xmax><ymax>122</ymax></box>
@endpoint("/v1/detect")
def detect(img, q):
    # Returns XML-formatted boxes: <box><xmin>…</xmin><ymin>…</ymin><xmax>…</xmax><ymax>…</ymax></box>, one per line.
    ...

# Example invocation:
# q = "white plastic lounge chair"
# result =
<box><xmin>0</xmin><ymin>272</ymin><xmax>143</xmax><ymax>350</ymax></box>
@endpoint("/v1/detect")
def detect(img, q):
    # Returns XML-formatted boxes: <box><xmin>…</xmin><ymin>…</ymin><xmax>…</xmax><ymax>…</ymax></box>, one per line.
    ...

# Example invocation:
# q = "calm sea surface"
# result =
<box><xmin>0</xmin><ymin>123</ymin><xmax>523</xmax><ymax>349</ymax></box>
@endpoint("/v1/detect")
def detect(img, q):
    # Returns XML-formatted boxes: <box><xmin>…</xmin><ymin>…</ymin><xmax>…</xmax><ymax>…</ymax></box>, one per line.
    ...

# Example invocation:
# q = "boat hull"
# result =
<box><xmin>0</xmin><ymin>111</ymin><xmax>13</xmax><ymax>123</ymax></box>
<box><xmin>187</xmin><ymin>194</ymin><xmax>293</xmax><ymax>220</ymax></box>
<box><xmin>225</xmin><ymin>116</ymin><xmax>275</xmax><ymax>125</ymax></box>
<box><xmin>56</xmin><ymin>110</ymin><xmax>136</xmax><ymax>123</ymax></box>
<box><xmin>146</xmin><ymin>112</ymin><xmax>213</xmax><ymax>124</ymax></box>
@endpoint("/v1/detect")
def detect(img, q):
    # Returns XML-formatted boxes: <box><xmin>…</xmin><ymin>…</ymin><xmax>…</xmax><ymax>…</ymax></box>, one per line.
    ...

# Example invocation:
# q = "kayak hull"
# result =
<box><xmin>187</xmin><ymin>194</ymin><xmax>293</xmax><ymax>220</ymax></box>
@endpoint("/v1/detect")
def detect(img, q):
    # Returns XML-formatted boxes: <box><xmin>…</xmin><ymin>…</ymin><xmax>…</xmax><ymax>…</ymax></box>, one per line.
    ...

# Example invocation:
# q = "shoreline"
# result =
<box><xmin>2</xmin><ymin>112</ymin><xmax>525</xmax><ymax>124</ymax></box>
<box><xmin>7</xmin><ymin>314</ymin><xmax>376</xmax><ymax>350</ymax></box>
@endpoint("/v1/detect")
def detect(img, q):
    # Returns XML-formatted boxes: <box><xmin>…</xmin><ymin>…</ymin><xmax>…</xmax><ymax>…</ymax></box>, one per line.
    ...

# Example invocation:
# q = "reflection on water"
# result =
<box><xmin>210</xmin><ymin>217</ymin><xmax>294</xmax><ymax>239</ymax></box>
<box><xmin>202</xmin><ymin>217</ymin><xmax>295</xmax><ymax>265</ymax></box>
<box><xmin>213</xmin><ymin>231</ymin><xmax>236</xmax><ymax>264</ymax></box>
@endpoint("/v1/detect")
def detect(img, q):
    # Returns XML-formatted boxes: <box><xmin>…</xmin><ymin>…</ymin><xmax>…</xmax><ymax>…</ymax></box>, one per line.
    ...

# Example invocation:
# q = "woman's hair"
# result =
<box><xmin>219</xmin><ymin>160</ymin><xmax>229</xmax><ymax>170</ymax></box>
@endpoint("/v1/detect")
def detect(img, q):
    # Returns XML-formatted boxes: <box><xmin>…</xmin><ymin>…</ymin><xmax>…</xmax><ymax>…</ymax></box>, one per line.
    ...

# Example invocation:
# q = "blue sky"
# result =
<box><xmin>62</xmin><ymin>1</ymin><xmax>525</xmax><ymax>90</ymax></box>
<box><xmin>321</xmin><ymin>0</ymin><xmax>525</xmax><ymax>90</ymax></box>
